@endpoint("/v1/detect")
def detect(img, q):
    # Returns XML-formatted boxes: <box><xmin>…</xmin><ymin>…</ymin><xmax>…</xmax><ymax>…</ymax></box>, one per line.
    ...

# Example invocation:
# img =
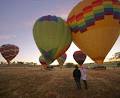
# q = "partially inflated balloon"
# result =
<box><xmin>39</xmin><ymin>55</ymin><xmax>54</xmax><ymax>69</ymax></box>
<box><xmin>67</xmin><ymin>0</ymin><xmax>120</xmax><ymax>64</ymax></box>
<box><xmin>73</xmin><ymin>51</ymin><xmax>86</xmax><ymax>65</ymax></box>
<box><xmin>33</xmin><ymin>15</ymin><xmax>72</xmax><ymax>63</ymax></box>
<box><xmin>57</xmin><ymin>53</ymin><xmax>67</xmax><ymax>65</ymax></box>
<box><xmin>39</xmin><ymin>55</ymin><xmax>53</xmax><ymax>65</ymax></box>
<box><xmin>0</xmin><ymin>44</ymin><xmax>19</xmax><ymax>64</ymax></box>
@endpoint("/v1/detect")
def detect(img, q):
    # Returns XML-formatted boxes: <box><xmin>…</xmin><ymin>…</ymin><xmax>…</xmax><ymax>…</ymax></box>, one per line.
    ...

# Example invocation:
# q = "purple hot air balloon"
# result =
<box><xmin>73</xmin><ymin>51</ymin><xmax>86</xmax><ymax>65</ymax></box>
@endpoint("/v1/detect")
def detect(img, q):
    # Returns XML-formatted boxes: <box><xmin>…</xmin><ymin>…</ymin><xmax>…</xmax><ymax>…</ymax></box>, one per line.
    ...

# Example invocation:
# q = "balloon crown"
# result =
<box><xmin>67</xmin><ymin>0</ymin><xmax>120</xmax><ymax>33</ymax></box>
<box><xmin>38</xmin><ymin>15</ymin><xmax>58</xmax><ymax>22</ymax></box>
<box><xmin>1</xmin><ymin>44</ymin><xmax>19</xmax><ymax>50</ymax></box>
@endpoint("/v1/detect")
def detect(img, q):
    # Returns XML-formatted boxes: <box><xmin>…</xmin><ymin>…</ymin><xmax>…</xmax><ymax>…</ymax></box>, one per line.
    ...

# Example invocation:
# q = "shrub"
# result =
<box><xmin>117</xmin><ymin>62</ymin><xmax>120</xmax><ymax>67</ymax></box>
<box><xmin>64</xmin><ymin>63</ymin><xmax>75</xmax><ymax>68</ymax></box>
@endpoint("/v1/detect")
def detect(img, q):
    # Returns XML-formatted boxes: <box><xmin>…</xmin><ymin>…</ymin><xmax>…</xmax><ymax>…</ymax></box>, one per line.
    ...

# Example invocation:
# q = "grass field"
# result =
<box><xmin>0</xmin><ymin>65</ymin><xmax>120</xmax><ymax>98</ymax></box>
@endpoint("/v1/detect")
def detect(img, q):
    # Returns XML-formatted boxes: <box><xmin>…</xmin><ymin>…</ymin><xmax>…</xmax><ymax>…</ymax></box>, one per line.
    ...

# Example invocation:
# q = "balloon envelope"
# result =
<box><xmin>39</xmin><ymin>55</ymin><xmax>53</xmax><ymax>65</ymax></box>
<box><xmin>57</xmin><ymin>53</ymin><xmax>67</xmax><ymax>65</ymax></box>
<box><xmin>67</xmin><ymin>0</ymin><xmax>120</xmax><ymax>64</ymax></box>
<box><xmin>33</xmin><ymin>15</ymin><xmax>72</xmax><ymax>64</ymax></box>
<box><xmin>73</xmin><ymin>51</ymin><xmax>86</xmax><ymax>65</ymax></box>
<box><xmin>0</xmin><ymin>44</ymin><xmax>19</xmax><ymax>64</ymax></box>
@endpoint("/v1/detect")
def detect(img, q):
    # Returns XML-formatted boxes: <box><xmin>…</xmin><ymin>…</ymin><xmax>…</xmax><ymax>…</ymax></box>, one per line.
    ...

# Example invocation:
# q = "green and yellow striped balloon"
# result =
<box><xmin>33</xmin><ymin>15</ymin><xmax>72</xmax><ymax>63</ymax></box>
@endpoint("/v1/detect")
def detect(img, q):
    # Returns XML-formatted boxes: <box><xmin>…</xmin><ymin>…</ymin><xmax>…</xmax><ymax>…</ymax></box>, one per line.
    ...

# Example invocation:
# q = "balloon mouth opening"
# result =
<box><xmin>95</xmin><ymin>61</ymin><xmax>103</xmax><ymax>64</ymax></box>
<box><xmin>7</xmin><ymin>60</ymin><xmax>10</xmax><ymax>64</ymax></box>
<box><xmin>91</xmin><ymin>57</ymin><xmax>105</xmax><ymax>64</ymax></box>
<box><xmin>95</xmin><ymin>59</ymin><xmax>104</xmax><ymax>64</ymax></box>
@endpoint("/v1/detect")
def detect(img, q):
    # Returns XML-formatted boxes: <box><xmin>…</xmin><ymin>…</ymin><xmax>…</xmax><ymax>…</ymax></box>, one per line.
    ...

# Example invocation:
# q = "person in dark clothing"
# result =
<box><xmin>73</xmin><ymin>65</ymin><xmax>81</xmax><ymax>89</ymax></box>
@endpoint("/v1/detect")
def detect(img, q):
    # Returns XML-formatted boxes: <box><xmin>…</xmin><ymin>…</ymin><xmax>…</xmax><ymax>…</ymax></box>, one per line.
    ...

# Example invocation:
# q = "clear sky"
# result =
<box><xmin>0</xmin><ymin>0</ymin><xmax>120</xmax><ymax>65</ymax></box>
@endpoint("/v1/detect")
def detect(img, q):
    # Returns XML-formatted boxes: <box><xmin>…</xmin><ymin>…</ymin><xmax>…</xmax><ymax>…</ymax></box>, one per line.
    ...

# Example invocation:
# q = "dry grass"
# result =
<box><xmin>0</xmin><ymin>65</ymin><xmax>120</xmax><ymax>98</ymax></box>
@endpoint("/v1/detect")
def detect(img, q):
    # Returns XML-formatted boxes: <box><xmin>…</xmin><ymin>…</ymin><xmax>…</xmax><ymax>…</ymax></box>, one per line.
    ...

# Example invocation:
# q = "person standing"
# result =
<box><xmin>73</xmin><ymin>65</ymin><xmax>81</xmax><ymax>89</ymax></box>
<box><xmin>80</xmin><ymin>65</ymin><xmax>88</xmax><ymax>89</ymax></box>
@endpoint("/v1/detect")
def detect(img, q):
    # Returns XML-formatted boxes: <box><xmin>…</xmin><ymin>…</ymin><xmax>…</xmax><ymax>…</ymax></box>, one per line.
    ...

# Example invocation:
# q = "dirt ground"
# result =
<box><xmin>0</xmin><ymin>66</ymin><xmax>120</xmax><ymax>98</ymax></box>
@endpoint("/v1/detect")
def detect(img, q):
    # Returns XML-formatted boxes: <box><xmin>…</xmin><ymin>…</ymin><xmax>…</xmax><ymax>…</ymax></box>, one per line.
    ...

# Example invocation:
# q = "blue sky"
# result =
<box><xmin>0</xmin><ymin>0</ymin><xmax>120</xmax><ymax>64</ymax></box>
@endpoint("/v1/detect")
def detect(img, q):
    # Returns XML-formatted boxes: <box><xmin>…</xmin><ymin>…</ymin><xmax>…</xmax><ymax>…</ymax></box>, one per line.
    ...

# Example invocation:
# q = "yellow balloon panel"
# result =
<box><xmin>68</xmin><ymin>0</ymin><xmax>120</xmax><ymax>64</ymax></box>
<box><xmin>73</xmin><ymin>16</ymin><xmax>120</xmax><ymax>64</ymax></box>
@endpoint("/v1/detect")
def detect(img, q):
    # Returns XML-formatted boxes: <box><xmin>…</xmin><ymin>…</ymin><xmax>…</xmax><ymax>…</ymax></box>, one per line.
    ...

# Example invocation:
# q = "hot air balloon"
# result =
<box><xmin>57</xmin><ymin>53</ymin><xmax>67</xmax><ymax>68</ymax></box>
<box><xmin>33</xmin><ymin>15</ymin><xmax>72</xmax><ymax>64</ymax></box>
<box><xmin>39</xmin><ymin>55</ymin><xmax>48</xmax><ymax>69</ymax></box>
<box><xmin>67</xmin><ymin>0</ymin><xmax>120</xmax><ymax>64</ymax></box>
<box><xmin>39</xmin><ymin>55</ymin><xmax>53</xmax><ymax>65</ymax></box>
<box><xmin>39</xmin><ymin>55</ymin><xmax>53</xmax><ymax>69</ymax></box>
<box><xmin>73</xmin><ymin>51</ymin><xmax>86</xmax><ymax>65</ymax></box>
<box><xmin>0</xmin><ymin>44</ymin><xmax>19</xmax><ymax>64</ymax></box>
